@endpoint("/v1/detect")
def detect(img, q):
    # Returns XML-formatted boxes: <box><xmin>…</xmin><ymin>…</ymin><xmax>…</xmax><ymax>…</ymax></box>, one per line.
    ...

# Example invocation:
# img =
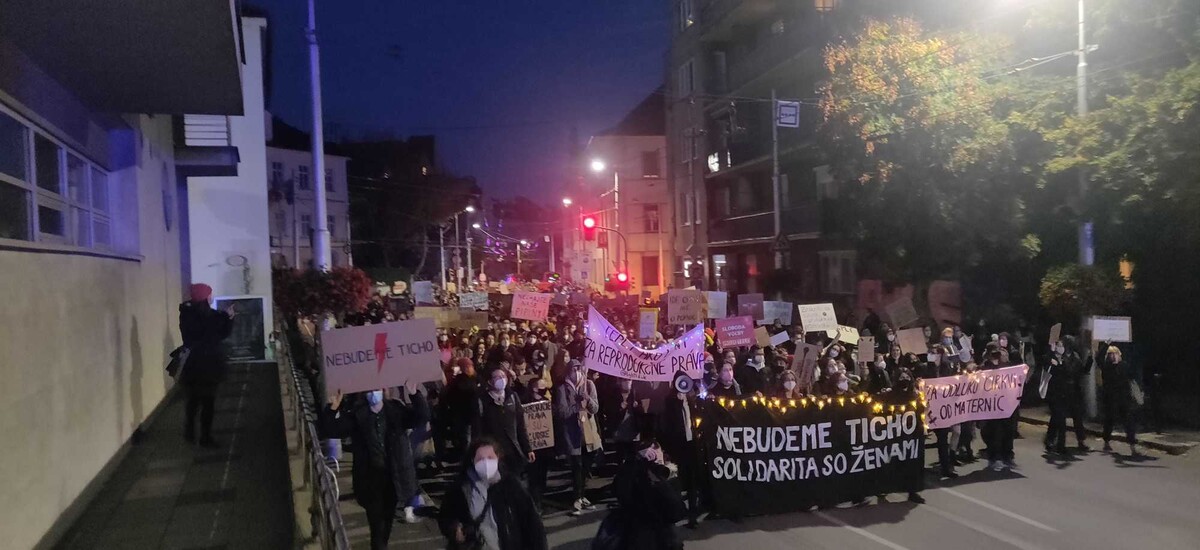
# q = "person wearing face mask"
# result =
<box><xmin>322</xmin><ymin>385</ymin><xmax>429</xmax><ymax>550</ymax></box>
<box><xmin>472</xmin><ymin>369</ymin><xmax>536</xmax><ymax>479</ymax></box>
<box><xmin>922</xmin><ymin>340</ymin><xmax>962</xmax><ymax>479</ymax></box>
<box><xmin>709</xmin><ymin>363</ymin><xmax>742</xmax><ymax>399</ymax></box>
<box><xmin>661</xmin><ymin>372</ymin><xmax>701</xmax><ymax>528</ymax></box>
<box><xmin>980</xmin><ymin>343</ymin><xmax>1018</xmax><ymax>471</ymax></box>
<box><xmin>555</xmin><ymin>361</ymin><xmax>601</xmax><ymax>516</ymax></box>
<box><xmin>601</xmin><ymin>378</ymin><xmax>642</xmax><ymax>463</ymax></box>
<box><xmin>595</xmin><ymin>440</ymin><xmax>686</xmax><ymax>550</ymax></box>
<box><xmin>735</xmin><ymin>346</ymin><xmax>771</xmax><ymax>397</ymax></box>
<box><xmin>882</xmin><ymin>325</ymin><xmax>898</xmax><ymax>354</ymax></box>
<box><xmin>701</xmin><ymin>353</ymin><xmax>718</xmax><ymax>390</ymax></box>
<box><xmin>178</xmin><ymin>283</ymin><xmax>235</xmax><ymax>447</ymax></box>
<box><xmin>773</xmin><ymin>369</ymin><xmax>804</xmax><ymax>399</ymax></box>
<box><xmin>866</xmin><ymin>354</ymin><xmax>893</xmax><ymax>394</ymax></box>
<box><xmin>439</xmin><ymin>438</ymin><xmax>547</xmax><ymax>550</ymax></box>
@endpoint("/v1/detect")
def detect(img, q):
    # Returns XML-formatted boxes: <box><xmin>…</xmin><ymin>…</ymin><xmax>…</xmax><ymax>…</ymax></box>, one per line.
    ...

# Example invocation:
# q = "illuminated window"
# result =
<box><xmin>814</xmin><ymin>0</ymin><xmax>840</xmax><ymax>13</ymax></box>
<box><xmin>421</xmin><ymin>166</ymin><xmax>429</xmax><ymax>176</ymax></box>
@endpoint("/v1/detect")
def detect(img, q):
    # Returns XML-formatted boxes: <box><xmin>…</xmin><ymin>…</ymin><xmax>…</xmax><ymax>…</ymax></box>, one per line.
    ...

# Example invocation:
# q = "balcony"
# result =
<box><xmin>725</xmin><ymin>19</ymin><xmax>829</xmax><ymax>94</ymax></box>
<box><xmin>174</xmin><ymin>114</ymin><xmax>239</xmax><ymax>177</ymax></box>
<box><xmin>708</xmin><ymin>200</ymin><xmax>823</xmax><ymax>246</ymax></box>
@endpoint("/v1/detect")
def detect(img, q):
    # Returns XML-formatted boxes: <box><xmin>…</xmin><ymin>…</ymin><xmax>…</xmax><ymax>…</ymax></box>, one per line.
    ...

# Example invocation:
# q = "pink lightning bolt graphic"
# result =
<box><xmin>374</xmin><ymin>333</ymin><xmax>389</xmax><ymax>374</ymax></box>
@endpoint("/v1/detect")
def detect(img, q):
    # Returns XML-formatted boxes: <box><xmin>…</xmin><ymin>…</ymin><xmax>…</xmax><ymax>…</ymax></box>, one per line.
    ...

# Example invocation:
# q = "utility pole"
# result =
<box><xmin>548</xmin><ymin>234</ymin><xmax>556</xmax><ymax>273</ymax></box>
<box><xmin>1075</xmin><ymin>0</ymin><xmax>1099</xmax><ymax>419</ymax></box>
<box><xmin>439</xmin><ymin>225</ymin><xmax>447</xmax><ymax>287</ymax></box>
<box><xmin>306</xmin><ymin>0</ymin><xmax>331</xmax><ymax>271</ymax></box>
<box><xmin>516</xmin><ymin>242</ymin><xmax>523</xmax><ymax>278</ymax></box>
<box><xmin>466</xmin><ymin>234</ymin><xmax>474</xmax><ymax>286</ymax></box>
<box><xmin>771</xmin><ymin>89</ymin><xmax>783</xmax><ymax>272</ymax></box>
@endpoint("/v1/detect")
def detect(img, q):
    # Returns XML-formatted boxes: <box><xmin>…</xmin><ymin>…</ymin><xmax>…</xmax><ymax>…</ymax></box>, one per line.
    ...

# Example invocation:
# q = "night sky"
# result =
<box><xmin>250</xmin><ymin>0</ymin><xmax>668</xmax><ymax>200</ymax></box>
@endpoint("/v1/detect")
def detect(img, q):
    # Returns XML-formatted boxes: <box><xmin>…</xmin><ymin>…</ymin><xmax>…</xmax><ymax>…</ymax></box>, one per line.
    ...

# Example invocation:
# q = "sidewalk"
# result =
<box><xmin>1019</xmin><ymin>404</ymin><xmax>1199</xmax><ymax>455</ymax></box>
<box><xmin>55</xmin><ymin>362</ymin><xmax>294</xmax><ymax>549</ymax></box>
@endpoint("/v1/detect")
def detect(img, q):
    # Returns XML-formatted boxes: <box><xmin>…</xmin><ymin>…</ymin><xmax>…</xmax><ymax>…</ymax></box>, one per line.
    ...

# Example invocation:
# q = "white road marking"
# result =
<box><xmin>923</xmin><ymin>503</ymin><xmax>1049</xmax><ymax>550</ymax></box>
<box><xmin>940</xmin><ymin>487</ymin><xmax>1058</xmax><ymax>532</ymax></box>
<box><xmin>815</xmin><ymin>511</ymin><xmax>913</xmax><ymax>550</ymax></box>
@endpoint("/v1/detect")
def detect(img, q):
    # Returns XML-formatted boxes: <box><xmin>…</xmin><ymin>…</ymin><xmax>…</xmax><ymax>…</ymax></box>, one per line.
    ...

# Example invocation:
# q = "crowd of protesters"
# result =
<box><xmin>297</xmin><ymin>280</ymin><xmax>1143</xmax><ymax>550</ymax></box>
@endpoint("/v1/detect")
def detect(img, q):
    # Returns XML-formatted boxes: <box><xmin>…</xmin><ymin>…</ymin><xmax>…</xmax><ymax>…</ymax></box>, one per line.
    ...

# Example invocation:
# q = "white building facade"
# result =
<box><xmin>0</xmin><ymin>5</ymin><xmax>267</xmax><ymax>547</ymax></box>
<box><xmin>266</xmin><ymin>145</ymin><xmax>352</xmax><ymax>269</ymax></box>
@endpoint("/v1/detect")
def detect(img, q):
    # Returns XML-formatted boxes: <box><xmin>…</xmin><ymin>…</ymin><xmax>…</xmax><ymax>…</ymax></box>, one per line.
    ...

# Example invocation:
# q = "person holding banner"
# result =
<box><xmin>321</xmin><ymin>387</ymin><xmax>429</xmax><ymax>550</ymax></box>
<box><xmin>439</xmin><ymin>437</ymin><xmax>548</xmax><ymax>550</ymax></box>
<box><xmin>555</xmin><ymin>361</ymin><xmax>601</xmax><ymax>516</ymax></box>
<box><xmin>980</xmin><ymin>343</ymin><xmax>1019</xmax><ymax>471</ymax></box>
<box><xmin>473</xmin><ymin>369</ymin><xmax>536</xmax><ymax>479</ymax></box>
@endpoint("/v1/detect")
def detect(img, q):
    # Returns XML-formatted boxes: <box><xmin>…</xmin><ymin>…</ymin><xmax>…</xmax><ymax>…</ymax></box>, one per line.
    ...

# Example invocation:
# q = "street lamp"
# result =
<box><xmin>562</xmin><ymin>197</ymin><xmax>572</xmax><ymax>207</ymax></box>
<box><xmin>589</xmin><ymin>159</ymin><xmax>606</xmax><ymax>173</ymax></box>
<box><xmin>465</xmin><ymin>205</ymin><xmax>476</xmax><ymax>213</ymax></box>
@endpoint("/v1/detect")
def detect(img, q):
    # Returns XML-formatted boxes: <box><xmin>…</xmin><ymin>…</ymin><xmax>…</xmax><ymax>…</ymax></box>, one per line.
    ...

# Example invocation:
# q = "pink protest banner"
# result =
<box><xmin>715</xmin><ymin>316</ymin><xmax>755</xmax><ymax>348</ymax></box>
<box><xmin>918</xmin><ymin>364</ymin><xmax>1030</xmax><ymax>430</ymax></box>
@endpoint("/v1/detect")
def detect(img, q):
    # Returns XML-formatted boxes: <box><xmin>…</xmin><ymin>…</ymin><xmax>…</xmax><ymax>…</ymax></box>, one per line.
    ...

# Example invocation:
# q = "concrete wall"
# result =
<box><xmin>185</xmin><ymin>18</ymin><xmax>273</xmax><ymax>347</ymax></box>
<box><xmin>0</xmin><ymin>114</ymin><xmax>184</xmax><ymax>549</ymax></box>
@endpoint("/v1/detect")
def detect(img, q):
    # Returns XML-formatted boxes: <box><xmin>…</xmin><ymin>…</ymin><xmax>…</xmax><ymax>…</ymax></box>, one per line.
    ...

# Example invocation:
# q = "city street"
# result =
<box><xmin>376</xmin><ymin>422</ymin><xmax>1200</xmax><ymax>549</ymax></box>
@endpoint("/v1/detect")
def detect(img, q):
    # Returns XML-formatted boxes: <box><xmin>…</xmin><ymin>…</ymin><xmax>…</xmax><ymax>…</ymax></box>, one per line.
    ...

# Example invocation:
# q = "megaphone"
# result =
<box><xmin>672</xmin><ymin>371</ymin><xmax>695</xmax><ymax>394</ymax></box>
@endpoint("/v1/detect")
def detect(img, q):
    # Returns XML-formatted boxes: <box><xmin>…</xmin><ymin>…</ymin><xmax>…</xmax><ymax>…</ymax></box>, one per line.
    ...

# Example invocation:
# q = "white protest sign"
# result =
<box><xmin>638</xmin><ymin>308</ymin><xmax>659</xmax><ymax>340</ymax></box>
<box><xmin>583</xmin><ymin>306</ymin><xmax>705</xmax><ymax>382</ymax></box>
<box><xmin>791</xmin><ymin>343</ymin><xmax>822</xmax><ymax>392</ymax></box>
<box><xmin>858</xmin><ymin>336</ymin><xmax>876</xmax><ymax>362</ymax></box>
<box><xmin>321</xmin><ymin>318</ymin><xmax>441</xmax><ymax>399</ymax></box>
<box><xmin>758</xmin><ymin>301</ymin><xmax>794</xmax><ymax>326</ymax></box>
<box><xmin>413</xmin><ymin>281</ymin><xmax>435</xmax><ymax>305</ymax></box>
<box><xmin>1091</xmin><ymin>316</ymin><xmax>1131</xmax><ymax>342</ymax></box>
<box><xmin>769</xmin><ymin>330</ymin><xmax>790</xmax><ymax>347</ymax></box>
<box><xmin>825</xmin><ymin>324</ymin><xmax>860</xmax><ymax>345</ymax></box>
<box><xmin>797</xmin><ymin>303</ymin><xmax>837</xmax><ymax>333</ymax></box>
<box><xmin>459</xmin><ymin>292</ymin><xmax>489</xmax><ymax>310</ymax></box>
<box><xmin>705</xmin><ymin>291</ymin><xmax>728</xmax><ymax>319</ymax></box>
<box><xmin>667</xmin><ymin>289</ymin><xmax>706</xmax><ymax>325</ymax></box>
<box><xmin>1048</xmin><ymin>323</ymin><xmax>1062</xmax><ymax>345</ymax></box>
<box><xmin>920</xmin><ymin>365</ymin><xmax>1030</xmax><ymax>429</ymax></box>
<box><xmin>523</xmin><ymin>400</ymin><xmax>555</xmax><ymax>450</ymax></box>
<box><xmin>511</xmin><ymin>292</ymin><xmax>553</xmax><ymax>321</ymax></box>
<box><xmin>896</xmin><ymin>327</ymin><xmax>928</xmax><ymax>355</ymax></box>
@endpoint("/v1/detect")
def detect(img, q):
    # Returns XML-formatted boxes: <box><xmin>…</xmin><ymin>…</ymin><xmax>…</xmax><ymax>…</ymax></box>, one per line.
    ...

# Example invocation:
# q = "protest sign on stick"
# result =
<box><xmin>705</xmin><ymin>291</ymin><xmax>728</xmax><ymax>319</ymax></box>
<box><xmin>797</xmin><ymin>303</ymin><xmax>837</xmax><ymax>333</ymax></box>
<box><xmin>321</xmin><ymin>318</ymin><xmax>441</xmax><ymax>400</ymax></box>
<box><xmin>523</xmin><ymin>401</ymin><xmax>555</xmax><ymax>450</ymax></box>
<box><xmin>885</xmin><ymin>297</ymin><xmax>919</xmax><ymax>328</ymax></box>
<box><xmin>511</xmin><ymin>292</ymin><xmax>553</xmax><ymax>321</ymax></box>
<box><xmin>716</xmin><ymin>316</ymin><xmax>756</xmax><ymax>348</ymax></box>
<box><xmin>896</xmin><ymin>327</ymin><xmax>929</xmax><ymax>355</ymax></box>
<box><xmin>667</xmin><ymin>289</ymin><xmax>706</xmax><ymax>325</ymax></box>
<box><xmin>759</xmin><ymin>301</ymin><xmax>794</xmax><ymax>326</ymax></box>
<box><xmin>638</xmin><ymin>308</ymin><xmax>659</xmax><ymax>340</ymax></box>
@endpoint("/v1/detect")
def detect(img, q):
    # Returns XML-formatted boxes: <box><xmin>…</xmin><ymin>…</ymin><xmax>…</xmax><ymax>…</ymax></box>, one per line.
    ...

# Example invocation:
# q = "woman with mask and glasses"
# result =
<box><xmin>439</xmin><ymin>437</ymin><xmax>547</xmax><ymax>550</ymax></box>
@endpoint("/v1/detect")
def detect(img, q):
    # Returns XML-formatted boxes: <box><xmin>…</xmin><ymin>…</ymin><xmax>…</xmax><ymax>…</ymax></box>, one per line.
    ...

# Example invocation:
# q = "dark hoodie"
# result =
<box><xmin>178</xmin><ymin>301</ymin><xmax>233</xmax><ymax>386</ymax></box>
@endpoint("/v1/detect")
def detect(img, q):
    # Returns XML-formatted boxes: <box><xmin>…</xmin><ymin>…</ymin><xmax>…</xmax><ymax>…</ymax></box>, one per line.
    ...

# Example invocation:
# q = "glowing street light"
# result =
<box><xmin>562</xmin><ymin>197</ymin><xmax>573</xmax><ymax>207</ymax></box>
<box><xmin>464</xmin><ymin>205</ymin><xmax>476</xmax><ymax>213</ymax></box>
<box><xmin>589</xmin><ymin>159</ymin><xmax>606</xmax><ymax>173</ymax></box>
<box><xmin>471</xmin><ymin>223</ymin><xmax>481</xmax><ymax>229</ymax></box>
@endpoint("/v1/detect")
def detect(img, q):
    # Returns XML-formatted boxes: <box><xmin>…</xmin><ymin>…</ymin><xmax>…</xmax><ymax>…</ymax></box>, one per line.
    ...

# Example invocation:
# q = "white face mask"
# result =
<box><xmin>451</xmin><ymin>367</ymin><xmax>462</xmax><ymax>376</ymax></box>
<box><xmin>366</xmin><ymin>390</ymin><xmax>384</xmax><ymax>407</ymax></box>
<box><xmin>928</xmin><ymin>353</ymin><xmax>941</xmax><ymax>363</ymax></box>
<box><xmin>492</xmin><ymin>378</ymin><xmax>507</xmax><ymax>392</ymax></box>
<box><xmin>474</xmin><ymin>457</ymin><xmax>499</xmax><ymax>480</ymax></box>
<box><xmin>783</xmin><ymin>380</ymin><xmax>797</xmax><ymax>391</ymax></box>
<box><xmin>887</xmin><ymin>334</ymin><xmax>896</xmax><ymax>342</ymax></box>
<box><xmin>753</xmin><ymin>356</ymin><xmax>765</xmax><ymax>365</ymax></box>
<box><xmin>829</xmin><ymin>349</ymin><xmax>839</xmax><ymax>358</ymax></box>
<box><xmin>836</xmin><ymin>380</ymin><xmax>849</xmax><ymax>391</ymax></box>
<box><xmin>876</xmin><ymin>360</ymin><xmax>886</xmax><ymax>369</ymax></box>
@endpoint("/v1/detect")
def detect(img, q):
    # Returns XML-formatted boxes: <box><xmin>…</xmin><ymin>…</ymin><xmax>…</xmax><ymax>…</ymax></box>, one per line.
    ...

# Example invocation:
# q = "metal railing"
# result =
<box><xmin>278</xmin><ymin>322</ymin><xmax>351</xmax><ymax>550</ymax></box>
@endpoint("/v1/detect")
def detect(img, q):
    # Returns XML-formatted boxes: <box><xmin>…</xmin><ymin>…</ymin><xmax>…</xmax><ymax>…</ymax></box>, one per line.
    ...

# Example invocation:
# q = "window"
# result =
<box><xmin>771</xmin><ymin>19</ymin><xmax>786</xmax><ymax>35</ymax></box>
<box><xmin>301</xmin><ymin>214</ymin><xmax>312</xmax><ymax>236</ymax></box>
<box><xmin>643</xmin><ymin>255</ymin><xmax>660</xmax><ymax>286</ymax></box>
<box><xmin>678</xmin><ymin>0</ymin><xmax>695</xmax><ymax>31</ymax></box>
<box><xmin>689</xmin><ymin>192</ymin><xmax>700</xmax><ymax>224</ymax></box>
<box><xmin>0</xmin><ymin>182</ymin><xmax>30</xmax><ymax>240</ymax></box>
<box><xmin>0</xmin><ymin>111</ymin><xmax>27</xmax><ymax>180</ymax></box>
<box><xmin>67</xmin><ymin>155</ymin><xmax>88</xmax><ymax>203</ymax></box>
<box><xmin>270</xmin><ymin>161</ymin><xmax>283</xmax><ymax>183</ymax></box>
<box><xmin>814</xmin><ymin>0</ymin><xmax>841</xmax><ymax>13</ymax></box>
<box><xmin>91</xmin><ymin>168</ymin><xmax>109</xmax><ymax>212</ymax></box>
<box><xmin>34</xmin><ymin>134</ymin><xmax>61</xmax><ymax>193</ymax></box>
<box><xmin>73</xmin><ymin>208</ymin><xmax>90</xmax><ymax>246</ymax></box>
<box><xmin>641</xmin><ymin>151</ymin><xmax>659</xmax><ymax>177</ymax></box>
<box><xmin>677</xmin><ymin>59</ymin><xmax>695</xmax><ymax>97</ymax></box>
<box><xmin>327</xmin><ymin>215</ymin><xmax>336</xmax><ymax>238</ymax></box>
<box><xmin>678</xmin><ymin>192</ymin><xmax>689</xmax><ymax>226</ymax></box>
<box><xmin>815</xmin><ymin>165</ymin><xmax>837</xmax><ymax>199</ymax></box>
<box><xmin>819</xmin><ymin>250</ymin><xmax>857</xmax><ymax>294</ymax></box>
<box><xmin>274</xmin><ymin>211</ymin><xmax>287</xmax><ymax>236</ymax></box>
<box><xmin>643</xmin><ymin>204</ymin><xmax>660</xmax><ymax>233</ymax></box>
<box><xmin>38</xmin><ymin>204</ymin><xmax>65</xmax><ymax>237</ymax></box>
<box><xmin>297</xmin><ymin>165</ymin><xmax>310</xmax><ymax>190</ymax></box>
<box><xmin>712</xmin><ymin>254</ymin><xmax>728</xmax><ymax>279</ymax></box>
<box><xmin>325</xmin><ymin>168</ymin><xmax>334</xmax><ymax>192</ymax></box>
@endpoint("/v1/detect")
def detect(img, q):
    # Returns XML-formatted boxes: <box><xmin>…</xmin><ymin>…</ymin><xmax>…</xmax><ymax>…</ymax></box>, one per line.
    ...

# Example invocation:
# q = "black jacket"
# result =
<box><xmin>439</xmin><ymin>475</ymin><xmax>548</xmax><ymax>550</ymax></box>
<box><xmin>734</xmin><ymin>362</ymin><xmax>771</xmax><ymax>396</ymax></box>
<box><xmin>320</xmin><ymin>394</ymin><xmax>429</xmax><ymax>508</ymax></box>
<box><xmin>471</xmin><ymin>391</ymin><xmax>532</xmax><ymax>472</ymax></box>
<box><xmin>609</xmin><ymin>459</ymin><xmax>686</xmax><ymax>550</ymax></box>
<box><xmin>178</xmin><ymin>301</ymin><xmax>233</xmax><ymax>386</ymax></box>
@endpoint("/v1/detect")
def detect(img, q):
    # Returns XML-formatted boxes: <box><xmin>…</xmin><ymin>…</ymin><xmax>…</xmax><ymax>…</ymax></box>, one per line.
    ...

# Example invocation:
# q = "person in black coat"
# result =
<box><xmin>598</xmin><ymin>440</ymin><xmax>686</xmax><ymax>550</ymax></box>
<box><xmin>439</xmin><ymin>437</ymin><xmax>548</xmax><ymax>550</ymax></box>
<box><xmin>1100</xmin><ymin>345</ymin><xmax>1142</xmax><ymax>455</ymax></box>
<box><xmin>1043</xmin><ymin>336</ymin><xmax>1089</xmax><ymax>454</ymax></box>
<box><xmin>472</xmin><ymin>369</ymin><xmax>535</xmax><ymax>478</ymax></box>
<box><xmin>734</xmin><ymin>346</ymin><xmax>770</xmax><ymax>397</ymax></box>
<box><xmin>178</xmin><ymin>283</ymin><xmax>233</xmax><ymax>447</ymax></box>
<box><xmin>659</xmin><ymin>378</ymin><xmax>701</xmax><ymax>528</ymax></box>
<box><xmin>321</xmin><ymin>387</ymin><xmax>429</xmax><ymax>550</ymax></box>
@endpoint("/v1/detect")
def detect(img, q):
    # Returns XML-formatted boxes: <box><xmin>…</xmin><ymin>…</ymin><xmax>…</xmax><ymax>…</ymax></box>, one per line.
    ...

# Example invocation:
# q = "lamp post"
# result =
<box><xmin>590</xmin><ymin>159</ymin><xmax>624</xmax><ymax>273</ymax></box>
<box><xmin>517</xmin><ymin>239</ymin><xmax>529</xmax><ymax>278</ymax></box>
<box><xmin>470</xmin><ymin>222</ymin><xmax>480</xmax><ymax>284</ymax></box>
<box><xmin>306</xmin><ymin>0</ymin><xmax>331</xmax><ymax>270</ymax></box>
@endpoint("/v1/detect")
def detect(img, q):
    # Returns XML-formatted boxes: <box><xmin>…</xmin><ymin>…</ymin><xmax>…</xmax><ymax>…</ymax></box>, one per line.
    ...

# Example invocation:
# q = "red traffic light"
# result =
<box><xmin>582</xmin><ymin>216</ymin><xmax>597</xmax><ymax>229</ymax></box>
<box><xmin>582</xmin><ymin>215</ymin><xmax>598</xmax><ymax>241</ymax></box>
<box><xmin>616</xmin><ymin>271</ymin><xmax>628</xmax><ymax>283</ymax></box>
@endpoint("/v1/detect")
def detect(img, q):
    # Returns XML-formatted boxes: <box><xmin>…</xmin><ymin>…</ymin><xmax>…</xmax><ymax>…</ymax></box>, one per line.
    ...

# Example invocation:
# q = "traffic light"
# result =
<box><xmin>605</xmin><ymin>271</ymin><xmax>630</xmax><ymax>293</ymax></box>
<box><xmin>615</xmin><ymin>271</ymin><xmax>628</xmax><ymax>284</ymax></box>
<box><xmin>582</xmin><ymin>215</ymin><xmax>597</xmax><ymax>241</ymax></box>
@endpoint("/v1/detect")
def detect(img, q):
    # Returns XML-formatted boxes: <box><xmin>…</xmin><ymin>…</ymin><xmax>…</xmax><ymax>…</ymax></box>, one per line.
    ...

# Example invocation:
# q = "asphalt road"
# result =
<box><xmin>361</xmin><ymin>422</ymin><xmax>1200</xmax><ymax>549</ymax></box>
